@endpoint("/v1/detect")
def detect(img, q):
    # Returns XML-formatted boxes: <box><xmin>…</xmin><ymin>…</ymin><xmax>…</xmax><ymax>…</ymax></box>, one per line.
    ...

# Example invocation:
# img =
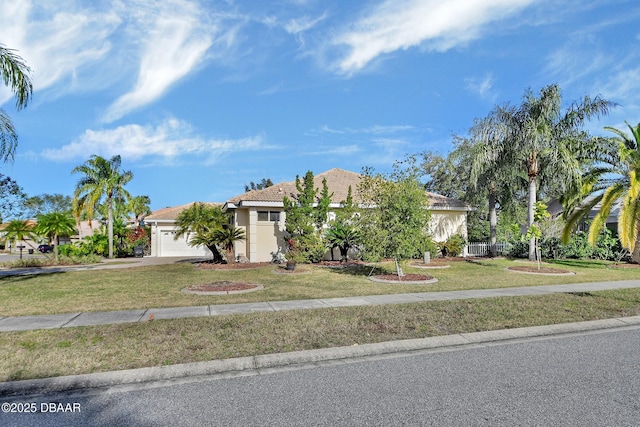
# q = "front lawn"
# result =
<box><xmin>0</xmin><ymin>258</ymin><xmax>638</xmax><ymax>317</ymax></box>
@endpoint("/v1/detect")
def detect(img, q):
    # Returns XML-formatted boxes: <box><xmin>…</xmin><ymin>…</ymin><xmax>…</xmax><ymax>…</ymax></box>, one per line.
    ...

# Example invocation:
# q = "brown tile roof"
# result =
<box><xmin>226</xmin><ymin>168</ymin><xmax>471</xmax><ymax>210</ymax></box>
<box><xmin>226</xmin><ymin>168</ymin><xmax>363</xmax><ymax>205</ymax></box>
<box><xmin>145</xmin><ymin>202</ymin><xmax>222</xmax><ymax>221</ymax></box>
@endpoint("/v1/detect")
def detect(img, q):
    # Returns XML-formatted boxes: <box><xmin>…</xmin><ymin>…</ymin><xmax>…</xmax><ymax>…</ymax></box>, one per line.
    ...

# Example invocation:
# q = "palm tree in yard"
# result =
<box><xmin>3</xmin><ymin>219</ymin><xmax>34</xmax><ymax>259</ymax></box>
<box><xmin>469</xmin><ymin>111</ymin><xmax>521</xmax><ymax>257</ymax></box>
<box><xmin>34</xmin><ymin>212</ymin><xmax>77</xmax><ymax>261</ymax></box>
<box><xmin>499</xmin><ymin>84</ymin><xmax>612</xmax><ymax>260</ymax></box>
<box><xmin>562</xmin><ymin>122</ymin><xmax>640</xmax><ymax>263</ymax></box>
<box><xmin>72</xmin><ymin>155</ymin><xmax>133</xmax><ymax>259</ymax></box>
<box><xmin>213</xmin><ymin>225</ymin><xmax>246</xmax><ymax>263</ymax></box>
<box><xmin>174</xmin><ymin>202</ymin><xmax>227</xmax><ymax>263</ymax></box>
<box><xmin>0</xmin><ymin>43</ymin><xmax>32</xmax><ymax>162</ymax></box>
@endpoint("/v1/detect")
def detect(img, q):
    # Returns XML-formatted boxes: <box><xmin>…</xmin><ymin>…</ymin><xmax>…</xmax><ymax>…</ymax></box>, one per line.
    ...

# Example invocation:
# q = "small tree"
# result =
<box><xmin>34</xmin><ymin>212</ymin><xmax>77</xmax><ymax>261</ymax></box>
<box><xmin>358</xmin><ymin>160</ymin><xmax>431</xmax><ymax>275</ymax></box>
<box><xmin>174</xmin><ymin>203</ymin><xmax>226</xmax><ymax>262</ymax></box>
<box><xmin>3</xmin><ymin>219</ymin><xmax>34</xmax><ymax>258</ymax></box>
<box><xmin>283</xmin><ymin>171</ymin><xmax>332</xmax><ymax>263</ymax></box>
<box><xmin>213</xmin><ymin>225</ymin><xmax>246</xmax><ymax>263</ymax></box>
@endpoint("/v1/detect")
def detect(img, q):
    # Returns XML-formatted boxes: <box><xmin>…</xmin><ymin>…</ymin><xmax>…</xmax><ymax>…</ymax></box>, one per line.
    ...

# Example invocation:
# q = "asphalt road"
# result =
<box><xmin>2</xmin><ymin>327</ymin><xmax>640</xmax><ymax>426</ymax></box>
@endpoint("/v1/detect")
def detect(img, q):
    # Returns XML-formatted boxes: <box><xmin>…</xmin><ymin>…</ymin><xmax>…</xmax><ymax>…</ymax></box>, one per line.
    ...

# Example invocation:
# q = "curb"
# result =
<box><xmin>3</xmin><ymin>316</ymin><xmax>640</xmax><ymax>397</ymax></box>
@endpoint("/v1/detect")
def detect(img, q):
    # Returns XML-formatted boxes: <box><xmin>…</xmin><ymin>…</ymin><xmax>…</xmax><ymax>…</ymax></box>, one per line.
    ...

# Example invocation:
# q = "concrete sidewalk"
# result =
<box><xmin>2</xmin><ymin>280</ymin><xmax>640</xmax><ymax>332</ymax></box>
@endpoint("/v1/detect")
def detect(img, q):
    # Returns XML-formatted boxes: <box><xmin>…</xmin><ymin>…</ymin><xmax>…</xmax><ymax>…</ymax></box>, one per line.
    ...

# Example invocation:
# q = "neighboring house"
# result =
<box><xmin>146</xmin><ymin>168</ymin><xmax>472</xmax><ymax>261</ymax></box>
<box><xmin>145</xmin><ymin>203</ymin><xmax>217</xmax><ymax>257</ymax></box>
<box><xmin>0</xmin><ymin>219</ymin><xmax>101</xmax><ymax>252</ymax></box>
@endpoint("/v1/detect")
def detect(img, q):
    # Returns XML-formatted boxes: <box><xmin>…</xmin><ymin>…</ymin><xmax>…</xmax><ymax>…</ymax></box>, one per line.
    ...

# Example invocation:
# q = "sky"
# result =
<box><xmin>0</xmin><ymin>0</ymin><xmax>639</xmax><ymax>212</ymax></box>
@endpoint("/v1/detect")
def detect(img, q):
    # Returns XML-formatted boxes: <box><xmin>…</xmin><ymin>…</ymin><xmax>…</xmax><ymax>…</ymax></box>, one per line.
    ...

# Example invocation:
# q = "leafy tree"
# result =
<box><xmin>358</xmin><ymin>160</ymin><xmax>431</xmax><ymax>269</ymax></box>
<box><xmin>3</xmin><ymin>219</ymin><xmax>34</xmax><ymax>258</ymax></box>
<box><xmin>212</xmin><ymin>225</ymin><xmax>246</xmax><ymax>263</ymax></box>
<box><xmin>0</xmin><ymin>174</ymin><xmax>26</xmax><ymax>221</ymax></box>
<box><xmin>498</xmin><ymin>84</ymin><xmax>612</xmax><ymax>260</ymax></box>
<box><xmin>244</xmin><ymin>178</ymin><xmax>274</xmax><ymax>192</ymax></box>
<box><xmin>72</xmin><ymin>155</ymin><xmax>133</xmax><ymax>259</ymax></box>
<box><xmin>283</xmin><ymin>171</ymin><xmax>332</xmax><ymax>263</ymax></box>
<box><xmin>128</xmin><ymin>195</ymin><xmax>151</xmax><ymax>227</ymax></box>
<box><xmin>34</xmin><ymin>212</ymin><xmax>76</xmax><ymax>260</ymax></box>
<box><xmin>174</xmin><ymin>202</ymin><xmax>226</xmax><ymax>262</ymax></box>
<box><xmin>562</xmin><ymin>122</ymin><xmax>640</xmax><ymax>262</ymax></box>
<box><xmin>23</xmin><ymin>194</ymin><xmax>72</xmax><ymax>218</ymax></box>
<box><xmin>0</xmin><ymin>43</ymin><xmax>32</xmax><ymax>162</ymax></box>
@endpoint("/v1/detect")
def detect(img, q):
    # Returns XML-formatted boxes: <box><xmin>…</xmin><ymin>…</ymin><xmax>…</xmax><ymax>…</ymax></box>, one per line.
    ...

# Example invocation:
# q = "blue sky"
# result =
<box><xmin>1</xmin><ymin>0</ymin><xmax>639</xmax><ymax>212</ymax></box>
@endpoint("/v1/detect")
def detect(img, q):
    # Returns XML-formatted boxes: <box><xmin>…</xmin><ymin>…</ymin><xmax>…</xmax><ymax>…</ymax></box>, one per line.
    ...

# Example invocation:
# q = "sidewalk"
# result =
<box><xmin>2</xmin><ymin>279</ymin><xmax>640</xmax><ymax>332</ymax></box>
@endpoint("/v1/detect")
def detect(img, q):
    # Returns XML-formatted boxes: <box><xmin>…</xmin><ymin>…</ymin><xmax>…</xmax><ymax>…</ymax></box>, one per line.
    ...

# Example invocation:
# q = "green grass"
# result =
<box><xmin>1</xmin><ymin>288</ymin><xmax>639</xmax><ymax>382</ymax></box>
<box><xmin>0</xmin><ymin>259</ymin><xmax>638</xmax><ymax>317</ymax></box>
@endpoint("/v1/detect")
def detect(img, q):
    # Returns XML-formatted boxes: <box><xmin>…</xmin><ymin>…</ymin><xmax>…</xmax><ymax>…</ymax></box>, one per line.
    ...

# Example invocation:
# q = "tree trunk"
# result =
<box><xmin>632</xmin><ymin>227</ymin><xmax>640</xmax><ymax>264</ymax></box>
<box><xmin>528</xmin><ymin>177</ymin><xmax>537</xmax><ymax>261</ymax></box>
<box><xmin>108</xmin><ymin>196</ymin><xmax>114</xmax><ymax>259</ymax></box>
<box><xmin>488</xmin><ymin>192</ymin><xmax>497</xmax><ymax>257</ymax></box>
<box><xmin>54</xmin><ymin>233</ymin><xmax>59</xmax><ymax>262</ymax></box>
<box><xmin>207</xmin><ymin>244</ymin><xmax>224</xmax><ymax>263</ymax></box>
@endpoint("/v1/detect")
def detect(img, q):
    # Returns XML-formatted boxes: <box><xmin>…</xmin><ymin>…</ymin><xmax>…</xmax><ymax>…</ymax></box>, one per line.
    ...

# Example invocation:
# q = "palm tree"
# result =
<box><xmin>499</xmin><ymin>84</ymin><xmax>612</xmax><ymax>260</ymax></box>
<box><xmin>72</xmin><ymin>155</ymin><xmax>133</xmax><ymax>259</ymax></box>
<box><xmin>562</xmin><ymin>122</ymin><xmax>640</xmax><ymax>263</ymax></box>
<box><xmin>213</xmin><ymin>225</ymin><xmax>246</xmax><ymax>263</ymax></box>
<box><xmin>128</xmin><ymin>195</ymin><xmax>151</xmax><ymax>227</ymax></box>
<box><xmin>325</xmin><ymin>221</ymin><xmax>360</xmax><ymax>262</ymax></box>
<box><xmin>0</xmin><ymin>43</ymin><xmax>32</xmax><ymax>162</ymax></box>
<box><xmin>34</xmin><ymin>212</ymin><xmax>77</xmax><ymax>261</ymax></box>
<box><xmin>174</xmin><ymin>202</ymin><xmax>226</xmax><ymax>262</ymax></box>
<box><xmin>3</xmin><ymin>219</ymin><xmax>34</xmax><ymax>259</ymax></box>
<box><xmin>469</xmin><ymin>111</ymin><xmax>520</xmax><ymax>257</ymax></box>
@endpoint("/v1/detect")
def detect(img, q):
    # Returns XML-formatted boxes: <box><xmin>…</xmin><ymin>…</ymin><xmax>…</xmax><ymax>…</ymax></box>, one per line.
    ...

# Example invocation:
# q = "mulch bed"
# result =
<box><xmin>373</xmin><ymin>273</ymin><xmax>434</xmax><ymax>281</ymax></box>
<box><xmin>507</xmin><ymin>266</ymin><xmax>572</xmax><ymax>275</ymax></box>
<box><xmin>186</xmin><ymin>281</ymin><xmax>260</xmax><ymax>292</ymax></box>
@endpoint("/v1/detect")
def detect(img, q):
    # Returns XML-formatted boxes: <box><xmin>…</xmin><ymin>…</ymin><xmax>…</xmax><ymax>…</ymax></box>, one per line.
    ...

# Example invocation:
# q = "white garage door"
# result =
<box><xmin>159</xmin><ymin>230</ymin><xmax>209</xmax><ymax>257</ymax></box>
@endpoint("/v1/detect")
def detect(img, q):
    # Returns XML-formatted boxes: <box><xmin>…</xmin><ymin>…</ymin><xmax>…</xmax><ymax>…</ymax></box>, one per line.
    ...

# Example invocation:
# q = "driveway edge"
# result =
<box><xmin>3</xmin><ymin>315</ymin><xmax>640</xmax><ymax>397</ymax></box>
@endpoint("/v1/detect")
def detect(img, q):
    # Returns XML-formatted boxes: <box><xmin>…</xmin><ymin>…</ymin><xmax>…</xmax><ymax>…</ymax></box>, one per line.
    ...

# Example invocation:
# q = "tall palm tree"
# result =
<box><xmin>213</xmin><ymin>225</ymin><xmax>246</xmax><ymax>263</ymax></box>
<box><xmin>469</xmin><ymin>110</ymin><xmax>521</xmax><ymax>257</ymax></box>
<box><xmin>34</xmin><ymin>212</ymin><xmax>77</xmax><ymax>261</ymax></box>
<box><xmin>0</xmin><ymin>43</ymin><xmax>32</xmax><ymax>162</ymax></box>
<box><xmin>174</xmin><ymin>202</ymin><xmax>226</xmax><ymax>262</ymax></box>
<box><xmin>3</xmin><ymin>219</ymin><xmax>34</xmax><ymax>259</ymax></box>
<box><xmin>72</xmin><ymin>155</ymin><xmax>133</xmax><ymax>259</ymax></box>
<box><xmin>499</xmin><ymin>84</ymin><xmax>612</xmax><ymax>260</ymax></box>
<box><xmin>562</xmin><ymin>122</ymin><xmax>640</xmax><ymax>263</ymax></box>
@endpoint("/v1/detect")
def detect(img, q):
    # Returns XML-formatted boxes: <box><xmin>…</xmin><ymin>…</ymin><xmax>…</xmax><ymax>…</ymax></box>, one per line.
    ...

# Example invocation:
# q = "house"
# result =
<box><xmin>146</xmin><ymin>168</ymin><xmax>473</xmax><ymax>261</ymax></box>
<box><xmin>145</xmin><ymin>203</ymin><xmax>218</xmax><ymax>257</ymax></box>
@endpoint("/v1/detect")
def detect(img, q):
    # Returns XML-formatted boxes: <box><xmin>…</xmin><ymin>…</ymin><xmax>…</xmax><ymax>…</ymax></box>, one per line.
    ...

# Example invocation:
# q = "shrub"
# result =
<box><xmin>439</xmin><ymin>234</ymin><xmax>466</xmax><ymax>257</ymax></box>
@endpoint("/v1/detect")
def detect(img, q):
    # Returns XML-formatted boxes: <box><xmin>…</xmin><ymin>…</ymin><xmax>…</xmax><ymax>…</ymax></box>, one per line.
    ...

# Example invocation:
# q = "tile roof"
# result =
<box><xmin>226</xmin><ymin>168</ymin><xmax>471</xmax><ymax>210</ymax></box>
<box><xmin>145</xmin><ymin>202</ymin><xmax>222</xmax><ymax>221</ymax></box>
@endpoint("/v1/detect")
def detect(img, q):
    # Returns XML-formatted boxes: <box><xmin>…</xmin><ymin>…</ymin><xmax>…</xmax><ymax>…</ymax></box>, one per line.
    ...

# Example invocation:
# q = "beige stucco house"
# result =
<box><xmin>145</xmin><ymin>168</ymin><xmax>472</xmax><ymax>261</ymax></box>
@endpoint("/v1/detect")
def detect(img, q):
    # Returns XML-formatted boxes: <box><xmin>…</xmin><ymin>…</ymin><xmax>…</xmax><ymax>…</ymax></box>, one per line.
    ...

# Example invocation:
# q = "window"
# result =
<box><xmin>257</xmin><ymin>210</ymin><xmax>281</xmax><ymax>222</ymax></box>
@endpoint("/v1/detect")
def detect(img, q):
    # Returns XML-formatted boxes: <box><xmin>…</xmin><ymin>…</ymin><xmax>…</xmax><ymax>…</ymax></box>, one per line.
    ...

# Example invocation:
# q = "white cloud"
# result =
<box><xmin>42</xmin><ymin>118</ymin><xmax>266</xmax><ymax>164</ymax></box>
<box><xmin>0</xmin><ymin>0</ymin><xmax>120</xmax><ymax>105</ymax></box>
<box><xmin>102</xmin><ymin>1</ymin><xmax>214</xmax><ymax>122</ymax></box>
<box><xmin>465</xmin><ymin>73</ymin><xmax>497</xmax><ymax>101</ymax></box>
<box><xmin>330</xmin><ymin>0</ymin><xmax>535</xmax><ymax>74</ymax></box>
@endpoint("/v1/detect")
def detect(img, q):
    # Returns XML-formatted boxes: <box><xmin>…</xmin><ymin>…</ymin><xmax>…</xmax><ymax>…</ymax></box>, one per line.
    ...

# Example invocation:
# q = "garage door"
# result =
<box><xmin>159</xmin><ymin>230</ymin><xmax>208</xmax><ymax>257</ymax></box>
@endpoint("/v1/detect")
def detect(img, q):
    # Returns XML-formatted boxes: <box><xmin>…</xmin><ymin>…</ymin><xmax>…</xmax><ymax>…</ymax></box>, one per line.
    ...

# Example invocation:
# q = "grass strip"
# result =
<box><xmin>1</xmin><ymin>259</ymin><xmax>639</xmax><ymax>317</ymax></box>
<box><xmin>2</xmin><ymin>288</ymin><xmax>640</xmax><ymax>382</ymax></box>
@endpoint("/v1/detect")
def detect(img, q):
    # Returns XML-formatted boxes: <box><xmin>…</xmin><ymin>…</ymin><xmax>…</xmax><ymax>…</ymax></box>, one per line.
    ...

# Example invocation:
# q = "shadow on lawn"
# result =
<box><xmin>320</xmin><ymin>264</ymin><xmax>389</xmax><ymax>277</ymax></box>
<box><xmin>0</xmin><ymin>270</ymin><xmax>66</xmax><ymax>282</ymax></box>
<box><xmin>547</xmin><ymin>259</ymin><xmax>610</xmax><ymax>269</ymax></box>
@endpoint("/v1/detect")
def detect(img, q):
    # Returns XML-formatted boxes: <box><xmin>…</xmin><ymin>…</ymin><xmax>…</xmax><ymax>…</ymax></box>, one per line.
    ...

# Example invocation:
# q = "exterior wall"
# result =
<box><xmin>428</xmin><ymin>211</ymin><xmax>468</xmax><ymax>242</ymax></box>
<box><xmin>233</xmin><ymin>209</ymin><xmax>249</xmax><ymax>261</ymax></box>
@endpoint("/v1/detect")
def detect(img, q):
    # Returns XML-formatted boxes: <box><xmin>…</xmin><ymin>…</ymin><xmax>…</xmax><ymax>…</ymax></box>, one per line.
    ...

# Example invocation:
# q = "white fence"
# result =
<box><xmin>464</xmin><ymin>242</ymin><xmax>511</xmax><ymax>257</ymax></box>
